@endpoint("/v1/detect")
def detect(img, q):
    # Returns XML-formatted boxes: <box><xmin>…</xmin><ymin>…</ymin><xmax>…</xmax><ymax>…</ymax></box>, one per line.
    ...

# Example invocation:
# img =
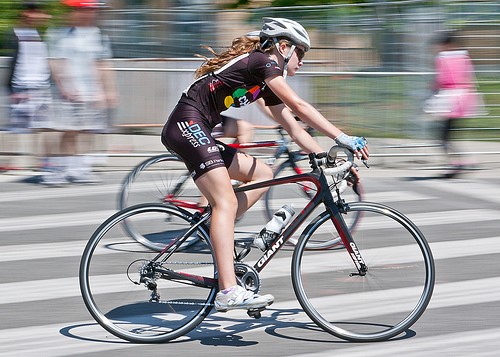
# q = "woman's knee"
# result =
<box><xmin>212</xmin><ymin>193</ymin><xmax>238</xmax><ymax>217</ymax></box>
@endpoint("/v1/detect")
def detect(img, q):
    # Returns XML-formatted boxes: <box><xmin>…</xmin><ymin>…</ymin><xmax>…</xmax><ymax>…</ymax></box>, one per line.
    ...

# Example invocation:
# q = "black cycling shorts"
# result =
<box><xmin>161</xmin><ymin>103</ymin><xmax>237</xmax><ymax>181</ymax></box>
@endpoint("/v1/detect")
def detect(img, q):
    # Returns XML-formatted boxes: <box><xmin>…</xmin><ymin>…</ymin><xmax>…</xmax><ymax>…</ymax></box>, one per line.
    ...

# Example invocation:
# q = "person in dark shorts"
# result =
<box><xmin>162</xmin><ymin>17</ymin><xmax>369</xmax><ymax>312</ymax></box>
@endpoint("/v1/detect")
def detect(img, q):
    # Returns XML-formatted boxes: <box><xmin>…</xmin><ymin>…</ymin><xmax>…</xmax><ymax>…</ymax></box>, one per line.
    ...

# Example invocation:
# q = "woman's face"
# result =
<box><xmin>276</xmin><ymin>42</ymin><xmax>305</xmax><ymax>77</ymax></box>
<box><xmin>286</xmin><ymin>45</ymin><xmax>305</xmax><ymax>76</ymax></box>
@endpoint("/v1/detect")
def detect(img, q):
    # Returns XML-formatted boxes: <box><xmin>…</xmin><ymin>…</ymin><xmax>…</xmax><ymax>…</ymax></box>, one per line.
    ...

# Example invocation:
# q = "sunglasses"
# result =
<box><xmin>294</xmin><ymin>47</ymin><xmax>305</xmax><ymax>61</ymax></box>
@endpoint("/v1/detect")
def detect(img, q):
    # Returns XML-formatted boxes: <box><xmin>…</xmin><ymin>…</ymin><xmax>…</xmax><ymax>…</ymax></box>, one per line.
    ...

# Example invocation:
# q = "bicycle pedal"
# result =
<box><xmin>247</xmin><ymin>307</ymin><xmax>266</xmax><ymax>319</ymax></box>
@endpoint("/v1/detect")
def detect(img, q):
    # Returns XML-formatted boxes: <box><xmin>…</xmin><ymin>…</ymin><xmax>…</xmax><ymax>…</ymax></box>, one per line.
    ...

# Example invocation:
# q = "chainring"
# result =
<box><xmin>234</xmin><ymin>262</ymin><xmax>261</xmax><ymax>294</ymax></box>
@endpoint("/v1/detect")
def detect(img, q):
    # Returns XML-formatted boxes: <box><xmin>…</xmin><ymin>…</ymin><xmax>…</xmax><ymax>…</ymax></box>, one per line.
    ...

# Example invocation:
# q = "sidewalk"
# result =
<box><xmin>2</xmin><ymin>131</ymin><xmax>500</xmax><ymax>182</ymax></box>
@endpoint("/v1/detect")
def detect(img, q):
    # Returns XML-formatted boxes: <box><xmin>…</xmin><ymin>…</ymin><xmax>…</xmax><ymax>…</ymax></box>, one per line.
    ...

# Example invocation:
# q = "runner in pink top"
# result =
<box><xmin>430</xmin><ymin>31</ymin><xmax>482</xmax><ymax>177</ymax></box>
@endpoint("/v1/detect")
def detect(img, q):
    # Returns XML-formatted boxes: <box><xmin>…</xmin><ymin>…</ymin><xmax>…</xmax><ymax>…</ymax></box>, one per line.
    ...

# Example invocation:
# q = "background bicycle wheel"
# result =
<box><xmin>119</xmin><ymin>155</ymin><xmax>201</xmax><ymax>212</ymax></box>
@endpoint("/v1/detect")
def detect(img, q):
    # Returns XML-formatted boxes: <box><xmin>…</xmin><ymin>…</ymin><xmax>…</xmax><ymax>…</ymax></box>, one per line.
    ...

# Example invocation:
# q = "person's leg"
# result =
<box><xmin>440</xmin><ymin>117</ymin><xmax>453</xmax><ymax>155</ymax></box>
<box><xmin>228</xmin><ymin>152</ymin><xmax>273</xmax><ymax>218</ymax></box>
<box><xmin>39</xmin><ymin>130</ymin><xmax>69</xmax><ymax>185</ymax></box>
<box><xmin>222</xmin><ymin>117</ymin><xmax>254</xmax><ymax>144</ymax></box>
<box><xmin>60</xmin><ymin>130</ymin><xmax>79</xmax><ymax>178</ymax></box>
<box><xmin>195</xmin><ymin>166</ymin><xmax>274</xmax><ymax>311</ymax></box>
<box><xmin>77</xmin><ymin>130</ymin><xmax>97</xmax><ymax>175</ymax></box>
<box><xmin>60</xmin><ymin>130</ymin><xmax>78</xmax><ymax>156</ymax></box>
<box><xmin>194</xmin><ymin>167</ymin><xmax>239</xmax><ymax>290</ymax></box>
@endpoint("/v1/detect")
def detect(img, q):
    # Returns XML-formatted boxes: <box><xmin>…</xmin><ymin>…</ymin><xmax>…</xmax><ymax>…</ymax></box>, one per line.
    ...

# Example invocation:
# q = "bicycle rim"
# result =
<box><xmin>119</xmin><ymin>155</ymin><xmax>201</xmax><ymax>251</ymax></box>
<box><xmin>291</xmin><ymin>202</ymin><xmax>435</xmax><ymax>342</ymax></box>
<box><xmin>79</xmin><ymin>204</ymin><xmax>216</xmax><ymax>343</ymax></box>
<box><xmin>265</xmin><ymin>160</ymin><xmax>363</xmax><ymax>249</ymax></box>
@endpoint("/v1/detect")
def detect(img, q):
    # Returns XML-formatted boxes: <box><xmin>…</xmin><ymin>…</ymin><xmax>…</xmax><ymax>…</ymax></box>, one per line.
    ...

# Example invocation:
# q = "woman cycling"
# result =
<box><xmin>161</xmin><ymin>17</ymin><xmax>369</xmax><ymax>312</ymax></box>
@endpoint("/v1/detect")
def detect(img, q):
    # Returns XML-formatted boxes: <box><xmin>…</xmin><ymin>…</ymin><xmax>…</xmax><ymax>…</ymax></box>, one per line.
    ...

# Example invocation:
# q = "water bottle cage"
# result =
<box><xmin>258</xmin><ymin>229</ymin><xmax>278</xmax><ymax>250</ymax></box>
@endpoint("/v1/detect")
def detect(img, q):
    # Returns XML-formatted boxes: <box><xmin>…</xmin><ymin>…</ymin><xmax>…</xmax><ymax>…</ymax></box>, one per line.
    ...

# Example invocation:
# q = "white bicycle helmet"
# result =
<box><xmin>260</xmin><ymin>17</ymin><xmax>311</xmax><ymax>51</ymax></box>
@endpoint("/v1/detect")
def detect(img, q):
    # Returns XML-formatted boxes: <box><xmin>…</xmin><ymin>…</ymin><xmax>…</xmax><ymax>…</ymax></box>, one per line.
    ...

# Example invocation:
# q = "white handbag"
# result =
<box><xmin>424</xmin><ymin>89</ymin><xmax>466</xmax><ymax>118</ymax></box>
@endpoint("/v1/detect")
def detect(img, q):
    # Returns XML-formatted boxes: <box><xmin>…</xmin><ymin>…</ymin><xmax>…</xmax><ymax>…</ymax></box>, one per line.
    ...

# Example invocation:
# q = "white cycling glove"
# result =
<box><xmin>334</xmin><ymin>133</ymin><xmax>367</xmax><ymax>152</ymax></box>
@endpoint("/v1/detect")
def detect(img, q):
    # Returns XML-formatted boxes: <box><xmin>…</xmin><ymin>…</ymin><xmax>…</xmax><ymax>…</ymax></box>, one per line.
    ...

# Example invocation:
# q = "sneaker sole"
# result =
<box><xmin>215</xmin><ymin>299</ymin><xmax>273</xmax><ymax>313</ymax></box>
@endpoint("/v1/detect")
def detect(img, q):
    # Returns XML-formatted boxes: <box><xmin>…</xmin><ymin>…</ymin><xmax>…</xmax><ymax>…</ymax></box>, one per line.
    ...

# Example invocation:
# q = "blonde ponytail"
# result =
<box><xmin>194</xmin><ymin>36</ymin><xmax>261</xmax><ymax>78</ymax></box>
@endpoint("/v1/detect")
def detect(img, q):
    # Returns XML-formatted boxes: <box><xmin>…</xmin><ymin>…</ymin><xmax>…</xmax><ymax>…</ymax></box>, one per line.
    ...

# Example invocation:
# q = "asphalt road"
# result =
<box><xmin>1</xmin><ymin>164</ymin><xmax>500</xmax><ymax>357</ymax></box>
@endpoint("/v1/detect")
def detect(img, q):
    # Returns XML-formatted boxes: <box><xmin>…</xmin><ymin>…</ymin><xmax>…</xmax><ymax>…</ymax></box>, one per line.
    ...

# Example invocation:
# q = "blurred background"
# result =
<box><xmin>0</xmin><ymin>0</ymin><xmax>499</xmax><ymax>169</ymax></box>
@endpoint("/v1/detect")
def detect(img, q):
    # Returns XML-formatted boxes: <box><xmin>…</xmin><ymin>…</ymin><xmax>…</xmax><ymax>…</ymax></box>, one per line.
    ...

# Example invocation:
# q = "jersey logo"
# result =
<box><xmin>224</xmin><ymin>84</ymin><xmax>262</xmax><ymax>109</ymax></box>
<box><xmin>177</xmin><ymin>121</ymin><xmax>210</xmax><ymax>148</ymax></box>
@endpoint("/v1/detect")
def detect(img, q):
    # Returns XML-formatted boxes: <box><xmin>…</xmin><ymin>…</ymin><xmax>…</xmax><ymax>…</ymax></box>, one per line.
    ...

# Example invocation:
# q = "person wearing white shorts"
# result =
<box><xmin>46</xmin><ymin>0</ymin><xmax>117</xmax><ymax>184</ymax></box>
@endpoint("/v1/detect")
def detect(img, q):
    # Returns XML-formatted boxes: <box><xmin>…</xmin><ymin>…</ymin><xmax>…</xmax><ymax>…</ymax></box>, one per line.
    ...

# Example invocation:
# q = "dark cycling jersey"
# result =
<box><xmin>180</xmin><ymin>50</ymin><xmax>283</xmax><ymax>127</ymax></box>
<box><xmin>162</xmin><ymin>50</ymin><xmax>283</xmax><ymax>180</ymax></box>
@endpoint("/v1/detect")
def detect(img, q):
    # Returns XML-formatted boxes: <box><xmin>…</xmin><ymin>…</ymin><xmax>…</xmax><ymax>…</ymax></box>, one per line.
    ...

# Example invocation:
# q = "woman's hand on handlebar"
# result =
<box><xmin>334</xmin><ymin>133</ymin><xmax>369</xmax><ymax>165</ymax></box>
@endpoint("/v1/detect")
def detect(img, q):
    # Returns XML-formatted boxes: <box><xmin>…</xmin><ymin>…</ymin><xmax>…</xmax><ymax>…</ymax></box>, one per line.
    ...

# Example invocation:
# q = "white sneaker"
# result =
<box><xmin>214</xmin><ymin>285</ymin><xmax>274</xmax><ymax>312</ymax></box>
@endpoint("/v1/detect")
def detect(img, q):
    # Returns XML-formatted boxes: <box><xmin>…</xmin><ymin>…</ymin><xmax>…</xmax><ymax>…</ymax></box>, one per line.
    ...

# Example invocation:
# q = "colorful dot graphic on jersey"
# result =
<box><xmin>247</xmin><ymin>85</ymin><xmax>262</xmax><ymax>100</ymax></box>
<box><xmin>224</xmin><ymin>85</ymin><xmax>262</xmax><ymax>108</ymax></box>
<box><xmin>224</xmin><ymin>96</ymin><xmax>234</xmax><ymax>108</ymax></box>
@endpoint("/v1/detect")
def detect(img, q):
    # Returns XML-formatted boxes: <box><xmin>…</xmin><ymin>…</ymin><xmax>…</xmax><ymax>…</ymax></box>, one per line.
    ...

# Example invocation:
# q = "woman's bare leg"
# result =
<box><xmin>228</xmin><ymin>152</ymin><xmax>273</xmax><ymax>218</ymax></box>
<box><xmin>194</xmin><ymin>153</ymin><xmax>272</xmax><ymax>289</ymax></box>
<box><xmin>195</xmin><ymin>167</ymin><xmax>239</xmax><ymax>290</ymax></box>
<box><xmin>223</xmin><ymin>117</ymin><xmax>255</xmax><ymax>144</ymax></box>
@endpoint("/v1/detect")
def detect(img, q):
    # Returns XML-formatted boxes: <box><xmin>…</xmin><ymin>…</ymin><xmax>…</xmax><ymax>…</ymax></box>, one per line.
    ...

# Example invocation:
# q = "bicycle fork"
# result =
<box><xmin>327</xmin><ymin>199</ymin><xmax>368</xmax><ymax>277</ymax></box>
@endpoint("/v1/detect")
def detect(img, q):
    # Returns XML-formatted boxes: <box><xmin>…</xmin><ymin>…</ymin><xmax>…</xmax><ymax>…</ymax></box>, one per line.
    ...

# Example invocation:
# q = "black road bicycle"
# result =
<box><xmin>80</xmin><ymin>146</ymin><xmax>434</xmax><ymax>343</ymax></box>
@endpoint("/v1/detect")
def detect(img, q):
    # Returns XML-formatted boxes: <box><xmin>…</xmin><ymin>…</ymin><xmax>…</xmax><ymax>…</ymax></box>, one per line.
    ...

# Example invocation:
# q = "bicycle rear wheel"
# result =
<box><xmin>119</xmin><ymin>154</ymin><xmax>202</xmax><ymax>251</ymax></box>
<box><xmin>79</xmin><ymin>203</ymin><xmax>216</xmax><ymax>343</ymax></box>
<box><xmin>119</xmin><ymin>154</ymin><xmax>201</xmax><ymax>211</ymax></box>
<box><xmin>291</xmin><ymin>202</ymin><xmax>434</xmax><ymax>342</ymax></box>
<box><xmin>264</xmin><ymin>159</ymin><xmax>363</xmax><ymax>249</ymax></box>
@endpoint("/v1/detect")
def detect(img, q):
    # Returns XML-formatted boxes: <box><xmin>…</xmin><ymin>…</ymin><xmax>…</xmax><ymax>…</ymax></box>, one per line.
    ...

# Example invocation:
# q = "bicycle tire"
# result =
<box><xmin>119</xmin><ymin>154</ymin><xmax>201</xmax><ymax>251</ymax></box>
<box><xmin>79</xmin><ymin>203</ymin><xmax>216</xmax><ymax>343</ymax></box>
<box><xmin>264</xmin><ymin>159</ymin><xmax>364</xmax><ymax>249</ymax></box>
<box><xmin>291</xmin><ymin>202</ymin><xmax>435</xmax><ymax>342</ymax></box>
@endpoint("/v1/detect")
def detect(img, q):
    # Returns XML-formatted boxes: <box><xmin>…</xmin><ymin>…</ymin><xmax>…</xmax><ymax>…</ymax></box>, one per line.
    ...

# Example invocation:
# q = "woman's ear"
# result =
<box><xmin>278</xmin><ymin>42</ymin><xmax>288</xmax><ymax>55</ymax></box>
<box><xmin>278</xmin><ymin>42</ymin><xmax>289</xmax><ymax>58</ymax></box>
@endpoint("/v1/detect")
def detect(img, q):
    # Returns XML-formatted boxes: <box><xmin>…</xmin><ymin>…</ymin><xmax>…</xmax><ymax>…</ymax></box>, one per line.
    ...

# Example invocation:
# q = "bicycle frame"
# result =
<box><xmin>234</xmin><ymin>169</ymin><xmax>365</xmax><ymax>275</ymax></box>
<box><xmin>151</xmin><ymin>157</ymin><xmax>366</xmax><ymax>290</ymax></box>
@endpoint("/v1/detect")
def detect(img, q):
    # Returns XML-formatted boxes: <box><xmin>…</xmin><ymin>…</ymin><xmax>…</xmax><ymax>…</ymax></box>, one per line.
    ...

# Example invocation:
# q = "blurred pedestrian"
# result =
<box><xmin>425</xmin><ymin>31</ymin><xmax>486</xmax><ymax>177</ymax></box>
<box><xmin>4</xmin><ymin>1</ymin><xmax>58</xmax><ymax>177</ymax></box>
<box><xmin>46</xmin><ymin>0</ymin><xmax>117</xmax><ymax>184</ymax></box>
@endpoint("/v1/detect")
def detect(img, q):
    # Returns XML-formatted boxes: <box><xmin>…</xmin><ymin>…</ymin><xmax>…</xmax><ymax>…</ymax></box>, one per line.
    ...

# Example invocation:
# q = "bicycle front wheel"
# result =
<box><xmin>291</xmin><ymin>202</ymin><xmax>435</xmax><ymax>342</ymax></box>
<box><xmin>79</xmin><ymin>203</ymin><xmax>216</xmax><ymax>343</ymax></box>
<box><xmin>264</xmin><ymin>159</ymin><xmax>363</xmax><ymax>249</ymax></box>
